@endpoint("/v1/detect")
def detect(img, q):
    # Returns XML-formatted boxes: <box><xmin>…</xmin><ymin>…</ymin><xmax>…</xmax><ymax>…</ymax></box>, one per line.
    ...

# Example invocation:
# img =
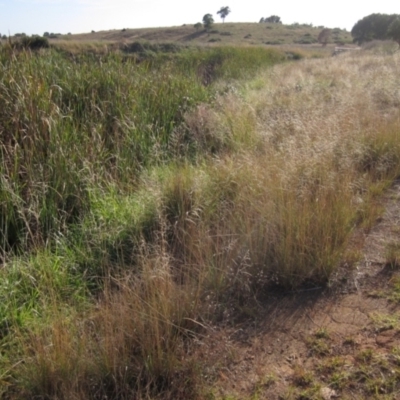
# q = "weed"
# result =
<box><xmin>385</xmin><ymin>243</ymin><xmax>400</xmax><ymax>269</ymax></box>
<box><xmin>292</xmin><ymin>366</ymin><xmax>315</xmax><ymax>387</ymax></box>
<box><xmin>315</xmin><ymin>328</ymin><xmax>330</xmax><ymax>339</ymax></box>
<box><xmin>356</xmin><ymin>349</ymin><xmax>374</xmax><ymax>364</ymax></box>
<box><xmin>317</xmin><ymin>356</ymin><xmax>346</xmax><ymax>375</ymax></box>
<box><xmin>370</xmin><ymin>313</ymin><xmax>400</xmax><ymax>332</ymax></box>
<box><xmin>306</xmin><ymin>330</ymin><xmax>332</xmax><ymax>357</ymax></box>
<box><xmin>329</xmin><ymin>371</ymin><xmax>349</xmax><ymax>390</ymax></box>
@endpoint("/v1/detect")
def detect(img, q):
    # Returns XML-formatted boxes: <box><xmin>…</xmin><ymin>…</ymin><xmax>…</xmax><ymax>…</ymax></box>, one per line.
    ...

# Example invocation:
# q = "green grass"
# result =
<box><xmin>1</xmin><ymin>44</ymin><xmax>400</xmax><ymax>399</ymax></box>
<box><xmin>0</xmin><ymin>46</ymin><xmax>283</xmax><ymax>257</ymax></box>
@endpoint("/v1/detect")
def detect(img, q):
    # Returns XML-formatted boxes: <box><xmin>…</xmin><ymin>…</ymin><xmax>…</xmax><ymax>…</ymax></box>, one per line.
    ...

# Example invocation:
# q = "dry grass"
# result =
<box><xmin>3</xmin><ymin>48</ymin><xmax>400</xmax><ymax>398</ymax></box>
<box><xmin>171</xmin><ymin>49</ymin><xmax>400</xmax><ymax>288</ymax></box>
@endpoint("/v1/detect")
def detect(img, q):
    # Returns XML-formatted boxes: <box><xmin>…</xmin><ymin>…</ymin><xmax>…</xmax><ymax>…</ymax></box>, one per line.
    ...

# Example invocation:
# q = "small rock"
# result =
<box><xmin>321</xmin><ymin>386</ymin><xmax>337</xmax><ymax>399</ymax></box>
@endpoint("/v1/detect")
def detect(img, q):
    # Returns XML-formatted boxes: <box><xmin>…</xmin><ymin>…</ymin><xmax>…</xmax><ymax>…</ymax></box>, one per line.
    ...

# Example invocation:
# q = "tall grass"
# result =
<box><xmin>0</xmin><ymin>46</ymin><xmax>283</xmax><ymax>258</ymax></box>
<box><xmin>2</xmin><ymin>46</ymin><xmax>400</xmax><ymax>398</ymax></box>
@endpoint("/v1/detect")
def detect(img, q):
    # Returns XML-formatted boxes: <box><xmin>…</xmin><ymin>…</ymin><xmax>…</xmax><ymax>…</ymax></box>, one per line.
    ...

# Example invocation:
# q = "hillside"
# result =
<box><xmin>50</xmin><ymin>22</ymin><xmax>352</xmax><ymax>47</ymax></box>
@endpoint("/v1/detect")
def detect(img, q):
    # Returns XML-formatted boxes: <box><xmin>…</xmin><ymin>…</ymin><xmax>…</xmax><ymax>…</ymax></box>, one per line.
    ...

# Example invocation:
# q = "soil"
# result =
<box><xmin>196</xmin><ymin>181</ymin><xmax>400</xmax><ymax>399</ymax></box>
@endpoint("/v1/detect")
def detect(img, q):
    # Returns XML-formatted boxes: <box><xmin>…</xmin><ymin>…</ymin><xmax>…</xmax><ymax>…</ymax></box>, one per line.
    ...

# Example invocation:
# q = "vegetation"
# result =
<box><xmin>1</xmin><ymin>28</ymin><xmax>400</xmax><ymax>398</ymax></box>
<box><xmin>194</xmin><ymin>22</ymin><xmax>203</xmax><ymax>31</ymax></box>
<box><xmin>203</xmin><ymin>13</ymin><xmax>214</xmax><ymax>31</ymax></box>
<box><xmin>260</xmin><ymin>15</ymin><xmax>282</xmax><ymax>24</ymax></box>
<box><xmin>46</xmin><ymin>23</ymin><xmax>352</xmax><ymax>48</ymax></box>
<box><xmin>317</xmin><ymin>28</ymin><xmax>331</xmax><ymax>46</ymax></box>
<box><xmin>43</xmin><ymin>31</ymin><xmax>60</xmax><ymax>38</ymax></box>
<box><xmin>351</xmin><ymin>13</ymin><xmax>400</xmax><ymax>44</ymax></box>
<box><xmin>13</xmin><ymin>35</ymin><xmax>49</xmax><ymax>49</ymax></box>
<box><xmin>217</xmin><ymin>6</ymin><xmax>231</xmax><ymax>23</ymax></box>
<box><xmin>388</xmin><ymin>18</ymin><xmax>400</xmax><ymax>44</ymax></box>
<box><xmin>0</xmin><ymin>44</ymin><xmax>285</xmax><ymax>398</ymax></box>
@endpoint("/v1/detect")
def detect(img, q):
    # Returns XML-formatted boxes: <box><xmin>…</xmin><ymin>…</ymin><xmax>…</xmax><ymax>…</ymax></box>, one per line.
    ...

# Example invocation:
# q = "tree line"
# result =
<box><xmin>351</xmin><ymin>14</ymin><xmax>400</xmax><ymax>44</ymax></box>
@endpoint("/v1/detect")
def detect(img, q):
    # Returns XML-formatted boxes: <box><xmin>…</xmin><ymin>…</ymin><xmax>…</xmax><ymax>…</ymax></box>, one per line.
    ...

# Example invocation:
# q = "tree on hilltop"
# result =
<box><xmin>264</xmin><ymin>15</ymin><xmax>282</xmax><ymax>24</ymax></box>
<box><xmin>203</xmin><ymin>14</ymin><xmax>214</xmax><ymax>31</ymax></box>
<box><xmin>217</xmin><ymin>6</ymin><xmax>231</xmax><ymax>23</ymax></box>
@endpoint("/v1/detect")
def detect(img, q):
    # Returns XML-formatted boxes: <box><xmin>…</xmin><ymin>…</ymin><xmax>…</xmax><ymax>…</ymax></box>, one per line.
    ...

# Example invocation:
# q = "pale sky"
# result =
<box><xmin>0</xmin><ymin>0</ymin><xmax>398</xmax><ymax>36</ymax></box>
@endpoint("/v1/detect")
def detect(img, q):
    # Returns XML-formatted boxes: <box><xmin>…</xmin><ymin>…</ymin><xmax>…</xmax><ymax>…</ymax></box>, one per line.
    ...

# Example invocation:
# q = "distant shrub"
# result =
<box><xmin>261</xmin><ymin>15</ymin><xmax>282</xmax><ymax>24</ymax></box>
<box><xmin>121</xmin><ymin>28</ymin><xmax>127</xmax><ymax>32</ymax></box>
<box><xmin>334</xmin><ymin>37</ymin><xmax>352</xmax><ymax>45</ymax></box>
<box><xmin>285</xmin><ymin>51</ymin><xmax>303</xmax><ymax>60</ymax></box>
<box><xmin>244</xmin><ymin>34</ymin><xmax>252</xmax><ymax>39</ymax></box>
<box><xmin>209</xmin><ymin>29</ymin><xmax>219</xmax><ymax>34</ymax></box>
<box><xmin>91</xmin><ymin>30</ymin><xmax>95</xmax><ymax>33</ymax></box>
<box><xmin>122</xmin><ymin>41</ymin><xmax>183</xmax><ymax>55</ymax></box>
<box><xmin>295</xmin><ymin>35</ymin><xmax>317</xmax><ymax>44</ymax></box>
<box><xmin>14</xmin><ymin>33</ymin><xmax>26</xmax><ymax>37</ymax></box>
<box><xmin>318</xmin><ymin>28</ymin><xmax>332</xmax><ymax>46</ymax></box>
<box><xmin>208</xmin><ymin>38</ymin><xmax>221</xmax><ymax>42</ymax></box>
<box><xmin>203</xmin><ymin>13</ymin><xmax>214</xmax><ymax>31</ymax></box>
<box><xmin>220</xmin><ymin>31</ymin><xmax>232</xmax><ymax>36</ymax></box>
<box><xmin>43</xmin><ymin>32</ymin><xmax>58</xmax><ymax>39</ymax></box>
<box><xmin>265</xmin><ymin>40</ymin><xmax>283</xmax><ymax>45</ymax></box>
<box><xmin>16</xmin><ymin>35</ymin><xmax>49</xmax><ymax>50</ymax></box>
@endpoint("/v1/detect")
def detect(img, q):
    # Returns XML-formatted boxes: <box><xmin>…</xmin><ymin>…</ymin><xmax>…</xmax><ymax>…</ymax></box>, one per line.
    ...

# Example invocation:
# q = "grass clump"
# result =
<box><xmin>385</xmin><ymin>242</ymin><xmax>400</xmax><ymax>269</ymax></box>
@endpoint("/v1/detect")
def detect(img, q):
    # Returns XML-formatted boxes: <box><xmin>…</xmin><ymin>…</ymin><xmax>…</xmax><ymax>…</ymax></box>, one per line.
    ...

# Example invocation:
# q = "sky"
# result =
<box><xmin>0</xmin><ymin>0</ymin><xmax>399</xmax><ymax>36</ymax></box>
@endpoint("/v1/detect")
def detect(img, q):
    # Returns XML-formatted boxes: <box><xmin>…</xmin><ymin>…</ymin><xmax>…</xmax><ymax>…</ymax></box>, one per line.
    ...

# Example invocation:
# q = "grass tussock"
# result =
<box><xmin>1</xmin><ymin>46</ymin><xmax>400</xmax><ymax>398</ymax></box>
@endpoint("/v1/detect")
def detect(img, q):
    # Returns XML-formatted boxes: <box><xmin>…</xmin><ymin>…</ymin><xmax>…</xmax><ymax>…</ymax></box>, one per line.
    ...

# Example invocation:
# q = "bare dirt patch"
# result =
<box><xmin>196</xmin><ymin>181</ymin><xmax>400</xmax><ymax>399</ymax></box>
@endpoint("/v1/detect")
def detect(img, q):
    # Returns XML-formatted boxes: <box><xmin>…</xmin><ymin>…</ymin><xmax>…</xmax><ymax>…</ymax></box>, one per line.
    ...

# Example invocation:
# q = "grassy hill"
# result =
<box><xmin>48</xmin><ymin>22</ymin><xmax>352</xmax><ymax>47</ymax></box>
